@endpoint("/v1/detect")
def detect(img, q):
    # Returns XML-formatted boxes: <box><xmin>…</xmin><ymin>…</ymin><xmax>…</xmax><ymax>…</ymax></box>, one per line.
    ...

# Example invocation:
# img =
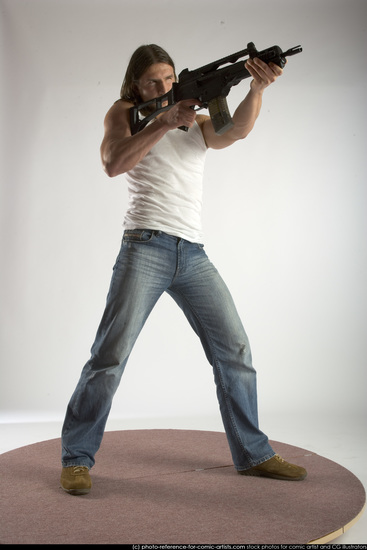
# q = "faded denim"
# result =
<box><xmin>61</xmin><ymin>230</ymin><xmax>275</xmax><ymax>470</ymax></box>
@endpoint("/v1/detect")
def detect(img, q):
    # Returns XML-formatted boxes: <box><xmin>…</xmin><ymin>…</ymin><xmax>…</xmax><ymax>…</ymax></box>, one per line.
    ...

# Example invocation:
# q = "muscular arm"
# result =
<box><xmin>198</xmin><ymin>57</ymin><xmax>284</xmax><ymax>150</ymax></box>
<box><xmin>101</xmin><ymin>99</ymin><xmax>200</xmax><ymax>177</ymax></box>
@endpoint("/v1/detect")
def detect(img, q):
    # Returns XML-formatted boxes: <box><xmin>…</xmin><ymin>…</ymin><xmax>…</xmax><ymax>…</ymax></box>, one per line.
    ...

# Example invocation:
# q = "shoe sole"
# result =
<box><xmin>238</xmin><ymin>469</ymin><xmax>307</xmax><ymax>481</ymax></box>
<box><xmin>60</xmin><ymin>485</ymin><xmax>91</xmax><ymax>495</ymax></box>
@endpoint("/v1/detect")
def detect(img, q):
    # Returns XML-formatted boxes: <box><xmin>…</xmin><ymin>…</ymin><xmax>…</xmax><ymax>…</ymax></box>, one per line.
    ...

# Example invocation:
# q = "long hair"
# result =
<box><xmin>120</xmin><ymin>44</ymin><xmax>176</xmax><ymax>105</ymax></box>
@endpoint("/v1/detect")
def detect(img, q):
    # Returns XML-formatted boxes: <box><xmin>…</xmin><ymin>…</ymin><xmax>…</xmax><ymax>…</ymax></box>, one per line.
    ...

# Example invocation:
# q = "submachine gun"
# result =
<box><xmin>130</xmin><ymin>41</ymin><xmax>302</xmax><ymax>136</ymax></box>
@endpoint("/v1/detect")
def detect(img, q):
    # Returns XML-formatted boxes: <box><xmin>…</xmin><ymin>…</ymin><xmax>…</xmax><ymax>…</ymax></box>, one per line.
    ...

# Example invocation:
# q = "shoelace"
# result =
<box><xmin>73</xmin><ymin>466</ymin><xmax>88</xmax><ymax>474</ymax></box>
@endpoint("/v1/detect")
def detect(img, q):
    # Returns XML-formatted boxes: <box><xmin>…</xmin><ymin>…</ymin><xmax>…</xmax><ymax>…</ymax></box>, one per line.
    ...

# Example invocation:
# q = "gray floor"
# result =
<box><xmin>0</xmin><ymin>411</ymin><xmax>365</xmax><ymax>544</ymax></box>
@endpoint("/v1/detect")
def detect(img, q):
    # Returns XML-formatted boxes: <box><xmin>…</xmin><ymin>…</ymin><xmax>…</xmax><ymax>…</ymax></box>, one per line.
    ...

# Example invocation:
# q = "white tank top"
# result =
<box><xmin>124</xmin><ymin>121</ymin><xmax>207</xmax><ymax>243</ymax></box>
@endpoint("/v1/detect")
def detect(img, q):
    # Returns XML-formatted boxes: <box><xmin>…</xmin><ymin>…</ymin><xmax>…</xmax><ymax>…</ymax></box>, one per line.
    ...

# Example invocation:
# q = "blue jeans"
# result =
<box><xmin>61</xmin><ymin>230</ymin><xmax>275</xmax><ymax>470</ymax></box>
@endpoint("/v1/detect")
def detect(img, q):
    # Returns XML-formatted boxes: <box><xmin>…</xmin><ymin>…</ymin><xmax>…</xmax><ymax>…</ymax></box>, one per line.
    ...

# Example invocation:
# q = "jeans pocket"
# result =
<box><xmin>123</xmin><ymin>229</ymin><xmax>156</xmax><ymax>243</ymax></box>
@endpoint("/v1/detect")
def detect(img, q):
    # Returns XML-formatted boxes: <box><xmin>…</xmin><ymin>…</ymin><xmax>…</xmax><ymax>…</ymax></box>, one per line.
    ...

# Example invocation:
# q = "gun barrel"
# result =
<box><xmin>283</xmin><ymin>45</ymin><xmax>303</xmax><ymax>57</ymax></box>
<box><xmin>130</xmin><ymin>42</ymin><xmax>303</xmax><ymax>135</ymax></box>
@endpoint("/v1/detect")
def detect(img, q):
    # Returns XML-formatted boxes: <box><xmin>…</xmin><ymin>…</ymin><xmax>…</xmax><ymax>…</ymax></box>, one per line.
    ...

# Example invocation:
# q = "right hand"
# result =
<box><xmin>158</xmin><ymin>99</ymin><xmax>201</xmax><ymax>130</ymax></box>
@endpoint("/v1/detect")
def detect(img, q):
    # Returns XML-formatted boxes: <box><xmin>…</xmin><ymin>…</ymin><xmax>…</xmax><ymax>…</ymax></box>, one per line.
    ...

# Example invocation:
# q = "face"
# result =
<box><xmin>135</xmin><ymin>63</ymin><xmax>175</xmax><ymax>103</ymax></box>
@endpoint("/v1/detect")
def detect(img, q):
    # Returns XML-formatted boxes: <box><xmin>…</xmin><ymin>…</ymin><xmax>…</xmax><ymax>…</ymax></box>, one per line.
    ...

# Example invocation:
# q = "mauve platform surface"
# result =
<box><xmin>0</xmin><ymin>429</ymin><xmax>365</xmax><ymax>544</ymax></box>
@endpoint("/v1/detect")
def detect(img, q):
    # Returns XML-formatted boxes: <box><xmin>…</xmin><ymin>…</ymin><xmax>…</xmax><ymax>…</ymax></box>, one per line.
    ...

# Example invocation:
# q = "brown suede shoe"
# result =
<box><xmin>238</xmin><ymin>454</ymin><xmax>307</xmax><ymax>481</ymax></box>
<box><xmin>60</xmin><ymin>466</ymin><xmax>92</xmax><ymax>495</ymax></box>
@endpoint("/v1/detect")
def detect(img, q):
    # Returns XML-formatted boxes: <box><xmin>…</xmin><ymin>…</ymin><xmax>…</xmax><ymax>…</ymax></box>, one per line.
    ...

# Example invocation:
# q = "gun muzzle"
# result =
<box><xmin>283</xmin><ymin>46</ymin><xmax>303</xmax><ymax>57</ymax></box>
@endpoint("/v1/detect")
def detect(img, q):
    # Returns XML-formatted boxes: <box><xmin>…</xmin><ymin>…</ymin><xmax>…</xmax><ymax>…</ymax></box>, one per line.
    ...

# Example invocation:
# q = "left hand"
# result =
<box><xmin>245</xmin><ymin>57</ymin><xmax>284</xmax><ymax>93</ymax></box>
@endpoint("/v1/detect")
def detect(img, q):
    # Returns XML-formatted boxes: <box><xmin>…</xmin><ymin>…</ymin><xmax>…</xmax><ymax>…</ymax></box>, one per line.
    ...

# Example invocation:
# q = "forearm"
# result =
<box><xmin>102</xmin><ymin>118</ymin><xmax>169</xmax><ymax>177</ymax></box>
<box><xmin>229</xmin><ymin>87</ymin><xmax>264</xmax><ymax>140</ymax></box>
<box><xmin>102</xmin><ymin>99</ymin><xmax>200</xmax><ymax>177</ymax></box>
<box><xmin>229</xmin><ymin>56</ymin><xmax>283</xmax><ymax>140</ymax></box>
<box><xmin>203</xmin><ymin>57</ymin><xmax>283</xmax><ymax>149</ymax></box>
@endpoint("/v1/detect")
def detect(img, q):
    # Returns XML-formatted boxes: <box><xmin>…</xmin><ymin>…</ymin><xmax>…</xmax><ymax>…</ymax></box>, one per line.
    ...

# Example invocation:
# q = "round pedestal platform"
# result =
<box><xmin>0</xmin><ymin>429</ymin><xmax>365</xmax><ymax>544</ymax></box>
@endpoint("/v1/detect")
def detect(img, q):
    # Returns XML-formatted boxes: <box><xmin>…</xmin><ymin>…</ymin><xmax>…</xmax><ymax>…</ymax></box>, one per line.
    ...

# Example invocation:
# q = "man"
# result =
<box><xmin>60</xmin><ymin>44</ymin><xmax>307</xmax><ymax>495</ymax></box>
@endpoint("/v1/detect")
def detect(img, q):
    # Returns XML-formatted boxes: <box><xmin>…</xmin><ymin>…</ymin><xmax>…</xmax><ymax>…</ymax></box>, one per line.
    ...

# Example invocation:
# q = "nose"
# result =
<box><xmin>157</xmin><ymin>83</ymin><xmax>165</xmax><ymax>96</ymax></box>
<box><xmin>158</xmin><ymin>80</ymin><xmax>171</xmax><ymax>96</ymax></box>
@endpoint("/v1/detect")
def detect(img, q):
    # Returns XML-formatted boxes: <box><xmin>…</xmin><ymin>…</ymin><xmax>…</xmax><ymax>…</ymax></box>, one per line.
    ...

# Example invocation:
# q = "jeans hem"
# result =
<box><xmin>61</xmin><ymin>460</ymin><xmax>92</xmax><ymax>469</ymax></box>
<box><xmin>235</xmin><ymin>451</ymin><xmax>276</xmax><ymax>471</ymax></box>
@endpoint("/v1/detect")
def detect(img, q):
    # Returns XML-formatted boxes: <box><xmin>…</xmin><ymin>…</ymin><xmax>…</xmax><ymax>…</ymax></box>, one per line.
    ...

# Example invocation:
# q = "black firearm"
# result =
<box><xmin>130</xmin><ymin>42</ymin><xmax>302</xmax><ymax>136</ymax></box>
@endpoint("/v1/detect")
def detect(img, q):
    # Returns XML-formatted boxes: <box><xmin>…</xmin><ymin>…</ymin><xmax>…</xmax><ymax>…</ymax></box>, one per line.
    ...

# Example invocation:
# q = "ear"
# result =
<box><xmin>131</xmin><ymin>82</ymin><xmax>142</xmax><ymax>104</ymax></box>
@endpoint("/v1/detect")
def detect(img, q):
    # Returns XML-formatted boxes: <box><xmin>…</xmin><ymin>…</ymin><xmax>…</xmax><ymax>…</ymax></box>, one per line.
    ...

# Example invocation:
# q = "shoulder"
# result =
<box><xmin>195</xmin><ymin>114</ymin><xmax>211</xmax><ymax>147</ymax></box>
<box><xmin>195</xmin><ymin>112</ymin><xmax>237</xmax><ymax>150</ymax></box>
<box><xmin>101</xmin><ymin>99</ymin><xmax>135</xmax><ymax>147</ymax></box>
<box><xmin>196</xmin><ymin>113</ymin><xmax>210</xmax><ymax>130</ymax></box>
<box><xmin>104</xmin><ymin>99</ymin><xmax>133</xmax><ymax>125</ymax></box>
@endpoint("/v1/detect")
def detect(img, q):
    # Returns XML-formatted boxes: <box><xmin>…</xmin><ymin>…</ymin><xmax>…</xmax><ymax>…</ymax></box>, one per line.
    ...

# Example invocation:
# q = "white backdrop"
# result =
<box><xmin>1</xmin><ymin>0</ymin><xmax>366</xmax><ymax>426</ymax></box>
